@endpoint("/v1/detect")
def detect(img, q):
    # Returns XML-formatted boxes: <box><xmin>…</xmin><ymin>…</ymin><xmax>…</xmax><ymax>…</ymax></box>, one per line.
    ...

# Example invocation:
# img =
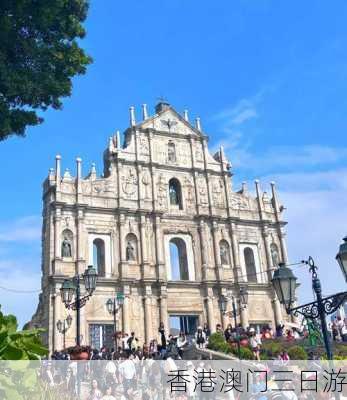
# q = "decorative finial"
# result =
<box><xmin>76</xmin><ymin>157</ymin><xmax>82</xmax><ymax>179</ymax></box>
<box><xmin>142</xmin><ymin>104</ymin><xmax>148</xmax><ymax>120</ymax></box>
<box><xmin>116</xmin><ymin>130</ymin><xmax>121</xmax><ymax>149</ymax></box>
<box><xmin>184</xmin><ymin>109</ymin><xmax>189</xmax><ymax>121</ymax></box>
<box><xmin>195</xmin><ymin>117</ymin><xmax>201</xmax><ymax>131</ymax></box>
<box><xmin>129</xmin><ymin>106</ymin><xmax>136</xmax><ymax>127</ymax></box>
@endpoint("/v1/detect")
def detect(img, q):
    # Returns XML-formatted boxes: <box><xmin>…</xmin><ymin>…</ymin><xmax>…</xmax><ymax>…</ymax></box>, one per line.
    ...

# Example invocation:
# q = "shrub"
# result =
<box><xmin>238</xmin><ymin>347</ymin><xmax>254</xmax><ymax>360</ymax></box>
<box><xmin>287</xmin><ymin>345</ymin><xmax>308</xmax><ymax>360</ymax></box>
<box><xmin>261</xmin><ymin>341</ymin><xmax>282</xmax><ymax>358</ymax></box>
<box><xmin>207</xmin><ymin>332</ymin><xmax>225</xmax><ymax>351</ymax></box>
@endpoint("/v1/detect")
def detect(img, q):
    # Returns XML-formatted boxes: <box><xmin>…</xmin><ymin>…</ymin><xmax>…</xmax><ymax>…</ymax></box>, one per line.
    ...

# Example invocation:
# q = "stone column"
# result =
<box><xmin>230</xmin><ymin>222</ymin><xmax>242</xmax><ymax>282</ymax></box>
<box><xmin>122</xmin><ymin>285</ymin><xmax>130</xmax><ymax>334</ymax></box>
<box><xmin>155</xmin><ymin>216</ymin><xmax>165</xmax><ymax>280</ymax></box>
<box><xmin>119</xmin><ymin>214</ymin><xmax>126</xmax><ymax>278</ymax></box>
<box><xmin>212</xmin><ymin>221</ymin><xmax>222</xmax><ymax>280</ymax></box>
<box><xmin>206</xmin><ymin>296</ymin><xmax>215</xmax><ymax>332</ymax></box>
<box><xmin>54</xmin><ymin>207</ymin><xmax>62</xmax><ymax>261</ymax></box>
<box><xmin>272</xmin><ymin>297</ymin><xmax>283</xmax><ymax>327</ymax></box>
<box><xmin>279</xmin><ymin>230</ymin><xmax>289</xmax><ymax>264</ymax></box>
<box><xmin>160</xmin><ymin>295</ymin><xmax>169</xmax><ymax>333</ymax></box>
<box><xmin>144</xmin><ymin>286</ymin><xmax>153</xmax><ymax>344</ymax></box>
<box><xmin>55</xmin><ymin>155</ymin><xmax>61</xmax><ymax>201</ymax></box>
<box><xmin>140</xmin><ymin>215</ymin><xmax>148</xmax><ymax>277</ymax></box>
<box><xmin>198</xmin><ymin>220</ymin><xmax>208</xmax><ymax>280</ymax></box>
<box><xmin>262</xmin><ymin>226</ymin><xmax>273</xmax><ymax>283</ymax></box>
<box><xmin>76</xmin><ymin>209</ymin><xmax>85</xmax><ymax>275</ymax></box>
<box><xmin>240</xmin><ymin>305</ymin><xmax>249</xmax><ymax>329</ymax></box>
<box><xmin>222</xmin><ymin>297</ymin><xmax>230</xmax><ymax>329</ymax></box>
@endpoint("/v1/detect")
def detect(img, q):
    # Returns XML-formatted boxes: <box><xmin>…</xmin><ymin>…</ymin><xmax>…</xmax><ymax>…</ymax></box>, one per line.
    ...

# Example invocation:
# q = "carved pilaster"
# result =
<box><xmin>230</xmin><ymin>222</ymin><xmax>242</xmax><ymax>282</ymax></box>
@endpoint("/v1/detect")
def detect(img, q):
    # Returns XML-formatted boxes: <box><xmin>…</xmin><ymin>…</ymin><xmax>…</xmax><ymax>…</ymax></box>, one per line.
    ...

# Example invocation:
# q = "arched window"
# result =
<box><xmin>93</xmin><ymin>238</ymin><xmax>105</xmax><ymax>276</ymax></box>
<box><xmin>169</xmin><ymin>178</ymin><xmax>182</xmax><ymax>209</ymax></box>
<box><xmin>168</xmin><ymin>141</ymin><xmax>176</xmax><ymax>162</ymax></box>
<box><xmin>219</xmin><ymin>240</ymin><xmax>231</xmax><ymax>265</ymax></box>
<box><xmin>125</xmin><ymin>233</ymin><xmax>138</xmax><ymax>262</ymax></box>
<box><xmin>270</xmin><ymin>243</ymin><xmax>280</xmax><ymax>268</ymax></box>
<box><xmin>244</xmin><ymin>247</ymin><xmax>257</xmax><ymax>283</ymax></box>
<box><xmin>61</xmin><ymin>229</ymin><xmax>73</xmax><ymax>258</ymax></box>
<box><xmin>169</xmin><ymin>238</ymin><xmax>189</xmax><ymax>280</ymax></box>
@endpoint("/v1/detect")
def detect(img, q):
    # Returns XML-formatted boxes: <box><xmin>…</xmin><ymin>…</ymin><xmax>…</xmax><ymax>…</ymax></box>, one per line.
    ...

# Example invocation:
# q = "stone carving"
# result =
<box><xmin>61</xmin><ymin>236</ymin><xmax>72</xmax><ymax>258</ymax></box>
<box><xmin>167</xmin><ymin>141</ymin><xmax>176</xmax><ymax>163</ymax></box>
<box><xmin>184</xmin><ymin>177</ymin><xmax>195</xmax><ymax>206</ymax></box>
<box><xmin>157</xmin><ymin>174</ymin><xmax>167</xmax><ymax>209</ymax></box>
<box><xmin>220</xmin><ymin>242</ymin><xmax>230</xmax><ymax>265</ymax></box>
<box><xmin>139</xmin><ymin>137</ymin><xmax>149</xmax><ymax>155</ymax></box>
<box><xmin>270</xmin><ymin>243</ymin><xmax>280</xmax><ymax>267</ymax></box>
<box><xmin>126</xmin><ymin>241</ymin><xmax>136</xmax><ymax>261</ymax></box>
<box><xmin>122</xmin><ymin>168</ymin><xmax>137</xmax><ymax>198</ymax></box>
<box><xmin>262</xmin><ymin>192</ymin><xmax>273</xmax><ymax>212</ymax></box>
<box><xmin>195</xmin><ymin>145</ymin><xmax>204</xmax><ymax>162</ymax></box>
<box><xmin>141</xmin><ymin>170</ymin><xmax>151</xmax><ymax>200</ymax></box>
<box><xmin>212</xmin><ymin>179</ymin><xmax>225</xmax><ymax>208</ymax></box>
<box><xmin>197</xmin><ymin>175</ymin><xmax>208</xmax><ymax>205</ymax></box>
<box><xmin>230</xmin><ymin>194</ymin><xmax>249</xmax><ymax>210</ymax></box>
<box><xmin>161</xmin><ymin>118</ymin><xmax>178</xmax><ymax>132</ymax></box>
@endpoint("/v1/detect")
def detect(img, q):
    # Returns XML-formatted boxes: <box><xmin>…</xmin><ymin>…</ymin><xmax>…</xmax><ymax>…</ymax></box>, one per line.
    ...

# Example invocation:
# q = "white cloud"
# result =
<box><xmin>0</xmin><ymin>215</ymin><xmax>41</xmax><ymax>242</ymax></box>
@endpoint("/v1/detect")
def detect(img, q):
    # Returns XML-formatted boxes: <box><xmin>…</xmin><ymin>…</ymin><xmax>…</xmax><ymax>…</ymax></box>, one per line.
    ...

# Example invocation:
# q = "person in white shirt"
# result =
<box><xmin>119</xmin><ymin>355</ymin><xmax>136</xmax><ymax>395</ymax></box>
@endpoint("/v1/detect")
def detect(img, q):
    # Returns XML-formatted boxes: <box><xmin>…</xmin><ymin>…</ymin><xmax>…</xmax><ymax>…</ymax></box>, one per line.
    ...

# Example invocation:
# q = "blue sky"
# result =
<box><xmin>1</xmin><ymin>1</ymin><xmax>347</xmax><ymax>328</ymax></box>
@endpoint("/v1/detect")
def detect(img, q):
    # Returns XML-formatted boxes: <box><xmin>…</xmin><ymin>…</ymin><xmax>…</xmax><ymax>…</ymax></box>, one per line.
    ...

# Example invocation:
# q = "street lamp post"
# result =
<box><xmin>56</xmin><ymin>315</ymin><xmax>73</xmax><ymax>350</ymax></box>
<box><xmin>106</xmin><ymin>293</ymin><xmax>124</xmax><ymax>350</ymax></box>
<box><xmin>60</xmin><ymin>265</ymin><xmax>98</xmax><ymax>346</ymax></box>
<box><xmin>220</xmin><ymin>287</ymin><xmax>248</xmax><ymax>358</ymax></box>
<box><xmin>272</xmin><ymin>256</ymin><xmax>347</xmax><ymax>360</ymax></box>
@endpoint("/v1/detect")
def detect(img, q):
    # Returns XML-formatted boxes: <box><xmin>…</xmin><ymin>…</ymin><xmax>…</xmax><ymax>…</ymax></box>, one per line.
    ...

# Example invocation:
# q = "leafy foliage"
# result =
<box><xmin>0</xmin><ymin>0</ymin><xmax>92</xmax><ymax>140</ymax></box>
<box><xmin>0</xmin><ymin>307</ymin><xmax>48</xmax><ymax>360</ymax></box>
<box><xmin>287</xmin><ymin>345</ymin><xmax>308</xmax><ymax>360</ymax></box>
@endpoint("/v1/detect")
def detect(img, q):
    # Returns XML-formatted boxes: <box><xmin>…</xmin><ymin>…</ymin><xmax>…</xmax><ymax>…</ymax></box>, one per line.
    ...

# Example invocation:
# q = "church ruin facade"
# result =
<box><xmin>32</xmin><ymin>101</ymin><xmax>288</xmax><ymax>351</ymax></box>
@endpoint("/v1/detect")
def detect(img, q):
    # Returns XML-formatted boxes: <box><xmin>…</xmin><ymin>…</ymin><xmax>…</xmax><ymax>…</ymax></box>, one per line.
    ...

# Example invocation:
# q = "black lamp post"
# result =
<box><xmin>220</xmin><ymin>287</ymin><xmax>248</xmax><ymax>358</ymax></box>
<box><xmin>272</xmin><ymin>257</ymin><xmax>347</xmax><ymax>360</ymax></box>
<box><xmin>60</xmin><ymin>265</ymin><xmax>97</xmax><ymax>346</ymax></box>
<box><xmin>106</xmin><ymin>292</ymin><xmax>124</xmax><ymax>349</ymax></box>
<box><xmin>56</xmin><ymin>314</ymin><xmax>72</xmax><ymax>350</ymax></box>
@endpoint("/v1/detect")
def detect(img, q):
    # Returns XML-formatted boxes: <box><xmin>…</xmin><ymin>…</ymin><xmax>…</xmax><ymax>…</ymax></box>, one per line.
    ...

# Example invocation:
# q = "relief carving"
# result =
<box><xmin>230</xmin><ymin>193</ymin><xmax>249</xmax><ymax>210</ymax></box>
<box><xmin>212</xmin><ymin>178</ymin><xmax>225</xmax><ymax>208</ymax></box>
<box><xmin>156</xmin><ymin>174</ymin><xmax>167</xmax><ymax>209</ymax></box>
<box><xmin>121</xmin><ymin>168</ymin><xmax>137</xmax><ymax>198</ymax></box>
<box><xmin>197</xmin><ymin>175</ymin><xmax>208</xmax><ymax>205</ymax></box>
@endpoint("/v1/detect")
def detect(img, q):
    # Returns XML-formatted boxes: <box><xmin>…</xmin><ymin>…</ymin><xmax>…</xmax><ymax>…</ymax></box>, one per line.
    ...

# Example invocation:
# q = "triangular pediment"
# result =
<box><xmin>137</xmin><ymin>106</ymin><xmax>204</xmax><ymax>137</ymax></box>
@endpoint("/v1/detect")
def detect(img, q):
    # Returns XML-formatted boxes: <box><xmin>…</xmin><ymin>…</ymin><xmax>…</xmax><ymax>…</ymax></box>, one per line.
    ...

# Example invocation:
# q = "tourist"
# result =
<box><xmin>224</xmin><ymin>323</ymin><xmax>233</xmax><ymax>342</ymax></box>
<box><xmin>101</xmin><ymin>386</ymin><xmax>116</xmax><ymax>400</ymax></box>
<box><xmin>195</xmin><ymin>326</ymin><xmax>206</xmax><ymax>348</ymax></box>
<box><xmin>249</xmin><ymin>328</ymin><xmax>260</xmax><ymax>361</ymax></box>
<box><xmin>88</xmin><ymin>379</ymin><xmax>102</xmax><ymax>400</ymax></box>
<box><xmin>177</xmin><ymin>332</ymin><xmax>187</xmax><ymax>358</ymax></box>
<box><xmin>203</xmin><ymin>323</ymin><xmax>211</xmax><ymax>340</ymax></box>
<box><xmin>158</xmin><ymin>322</ymin><xmax>167</xmax><ymax>354</ymax></box>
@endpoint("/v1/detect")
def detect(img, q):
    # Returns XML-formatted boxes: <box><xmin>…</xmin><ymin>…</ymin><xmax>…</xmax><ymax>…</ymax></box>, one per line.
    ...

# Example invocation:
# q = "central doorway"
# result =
<box><xmin>169</xmin><ymin>315</ymin><xmax>199</xmax><ymax>336</ymax></box>
<box><xmin>89</xmin><ymin>324</ymin><xmax>114</xmax><ymax>350</ymax></box>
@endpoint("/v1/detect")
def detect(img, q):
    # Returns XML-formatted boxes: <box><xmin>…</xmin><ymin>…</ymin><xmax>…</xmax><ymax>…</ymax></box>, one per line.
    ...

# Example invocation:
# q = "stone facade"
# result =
<box><xmin>31</xmin><ymin>101</ymin><xmax>289</xmax><ymax>351</ymax></box>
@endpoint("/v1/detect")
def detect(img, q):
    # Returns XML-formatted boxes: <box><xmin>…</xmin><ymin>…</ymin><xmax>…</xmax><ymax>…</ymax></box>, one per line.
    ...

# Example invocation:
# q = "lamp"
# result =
<box><xmin>271</xmin><ymin>262</ymin><xmax>297</xmax><ymax>310</ymax></box>
<box><xmin>83</xmin><ymin>265</ymin><xmax>97</xmax><ymax>295</ymax></box>
<box><xmin>220</xmin><ymin>296</ymin><xmax>227</xmax><ymax>313</ymax></box>
<box><xmin>60</xmin><ymin>279</ymin><xmax>76</xmax><ymax>305</ymax></box>
<box><xmin>117</xmin><ymin>292</ymin><xmax>125</xmax><ymax>305</ymax></box>
<box><xmin>56</xmin><ymin>320</ymin><xmax>63</xmax><ymax>332</ymax></box>
<box><xmin>240</xmin><ymin>287</ymin><xmax>248</xmax><ymax>305</ymax></box>
<box><xmin>336</xmin><ymin>236</ymin><xmax>347</xmax><ymax>283</ymax></box>
<box><xmin>106</xmin><ymin>298</ymin><xmax>114</xmax><ymax>314</ymax></box>
<box><xmin>66</xmin><ymin>314</ymin><xmax>72</xmax><ymax>327</ymax></box>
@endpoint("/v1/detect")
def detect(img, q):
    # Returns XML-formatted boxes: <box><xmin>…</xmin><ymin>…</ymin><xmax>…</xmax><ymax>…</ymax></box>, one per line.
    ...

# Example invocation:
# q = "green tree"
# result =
<box><xmin>0</xmin><ymin>307</ymin><xmax>47</xmax><ymax>359</ymax></box>
<box><xmin>0</xmin><ymin>0</ymin><xmax>92</xmax><ymax>141</ymax></box>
